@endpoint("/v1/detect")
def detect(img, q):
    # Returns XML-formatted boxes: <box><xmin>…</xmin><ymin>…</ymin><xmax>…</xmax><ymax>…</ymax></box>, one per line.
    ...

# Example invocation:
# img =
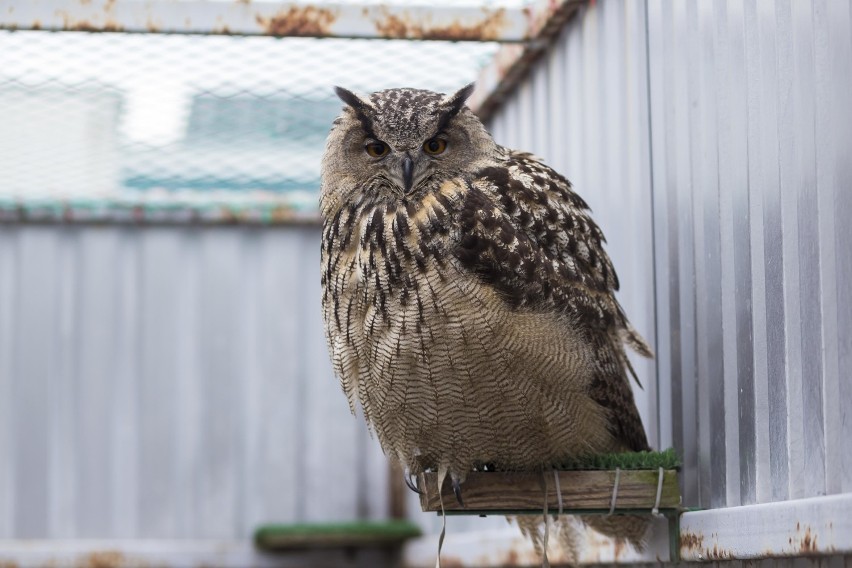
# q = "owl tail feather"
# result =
<box><xmin>513</xmin><ymin>515</ymin><xmax>580</xmax><ymax>567</ymax></box>
<box><xmin>621</xmin><ymin>323</ymin><xmax>654</xmax><ymax>359</ymax></box>
<box><xmin>582</xmin><ymin>514</ymin><xmax>651</xmax><ymax>550</ymax></box>
<box><xmin>514</xmin><ymin>514</ymin><xmax>649</xmax><ymax>566</ymax></box>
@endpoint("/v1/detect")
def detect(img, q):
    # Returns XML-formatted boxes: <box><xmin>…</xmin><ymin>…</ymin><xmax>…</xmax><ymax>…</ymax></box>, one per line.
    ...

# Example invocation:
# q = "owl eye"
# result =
<box><xmin>365</xmin><ymin>141</ymin><xmax>390</xmax><ymax>158</ymax></box>
<box><xmin>423</xmin><ymin>138</ymin><xmax>447</xmax><ymax>155</ymax></box>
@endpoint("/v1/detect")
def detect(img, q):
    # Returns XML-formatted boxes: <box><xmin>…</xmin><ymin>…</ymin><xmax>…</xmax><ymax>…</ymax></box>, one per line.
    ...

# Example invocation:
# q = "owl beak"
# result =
<box><xmin>402</xmin><ymin>156</ymin><xmax>415</xmax><ymax>193</ymax></box>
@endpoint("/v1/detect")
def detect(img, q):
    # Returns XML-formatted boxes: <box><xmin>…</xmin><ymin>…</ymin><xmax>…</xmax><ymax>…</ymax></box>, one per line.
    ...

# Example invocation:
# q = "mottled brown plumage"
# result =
<box><xmin>320</xmin><ymin>85</ymin><xmax>653</xmax><ymax>550</ymax></box>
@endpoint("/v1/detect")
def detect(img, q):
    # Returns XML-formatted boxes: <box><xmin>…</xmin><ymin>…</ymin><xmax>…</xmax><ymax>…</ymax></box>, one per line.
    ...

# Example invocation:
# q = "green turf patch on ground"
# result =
<box><xmin>254</xmin><ymin>519</ymin><xmax>422</xmax><ymax>550</ymax></box>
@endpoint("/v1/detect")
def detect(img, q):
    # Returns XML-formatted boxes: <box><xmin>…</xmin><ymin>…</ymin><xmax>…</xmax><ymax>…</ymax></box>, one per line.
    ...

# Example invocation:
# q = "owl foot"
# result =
<box><xmin>451</xmin><ymin>476</ymin><xmax>465</xmax><ymax>508</ymax></box>
<box><xmin>403</xmin><ymin>467</ymin><xmax>423</xmax><ymax>495</ymax></box>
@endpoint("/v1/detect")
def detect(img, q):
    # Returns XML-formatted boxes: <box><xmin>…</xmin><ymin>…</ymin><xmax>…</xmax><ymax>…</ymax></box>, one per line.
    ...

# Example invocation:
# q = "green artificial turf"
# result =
<box><xmin>254</xmin><ymin>519</ymin><xmax>422</xmax><ymax>550</ymax></box>
<box><xmin>554</xmin><ymin>448</ymin><xmax>681</xmax><ymax>471</ymax></box>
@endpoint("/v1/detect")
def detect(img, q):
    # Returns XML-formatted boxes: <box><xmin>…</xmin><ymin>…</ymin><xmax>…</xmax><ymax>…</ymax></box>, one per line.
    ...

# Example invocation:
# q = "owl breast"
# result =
<box><xmin>321</xmin><ymin>178</ymin><xmax>619</xmax><ymax>477</ymax></box>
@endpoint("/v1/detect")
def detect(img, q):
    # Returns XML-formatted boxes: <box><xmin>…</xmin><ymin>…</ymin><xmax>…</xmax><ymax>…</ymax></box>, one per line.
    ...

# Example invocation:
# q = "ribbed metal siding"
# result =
<box><xmin>0</xmin><ymin>224</ymin><xmax>390</xmax><ymax>538</ymax></box>
<box><xmin>487</xmin><ymin>0</ymin><xmax>852</xmax><ymax>513</ymax></box>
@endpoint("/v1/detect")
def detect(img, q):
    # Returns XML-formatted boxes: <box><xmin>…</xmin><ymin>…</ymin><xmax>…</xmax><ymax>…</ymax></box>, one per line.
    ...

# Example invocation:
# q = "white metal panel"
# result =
<box><xmin>828</xmin><ymin>0</ymin><xmax>852</xmax><ymax>496</ymax></box>
<box><xmin>742</xmin><ymin>0</ymin><xmax>770</xmax><ymax>508</ymax></box>
<box><xmin>641</xmin><ymin>0</ymin><xmax>852</xmax><ymax>513</ymax></box>
<box><xmin>0</xmin><ymin>224</ymin><xmax>389</xmax><ymax>539</ymax></box>
<box><xmin>0</xmin><ymin>226</ymin><xmax>16</xmax><ymax>537</ymax></box>
<box><xmin>74</xmin><ymin>229</ymin><xmax>119</xmax><ymax>536</ymax></box>
<box><xmin>679</xmin><ymin>494</ymin><xmax>852</xmax><ymax>561</ymax></box>
<box><xmin>110</xmin><ymin>230</ymin><xmax>141</xmax><ymax>537</ymax></box>
<box><xmin>13</xmin><ymin>229</ymin><xmax>58</xmax><ymax>536</ymax></box>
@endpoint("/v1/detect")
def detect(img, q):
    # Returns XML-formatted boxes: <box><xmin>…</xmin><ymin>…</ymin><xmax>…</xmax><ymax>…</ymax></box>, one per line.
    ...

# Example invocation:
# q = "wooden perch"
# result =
<box><xmin>418</xmin><ymin>469</ymin><xmax>680</xmax><ymax>515</ymax></box>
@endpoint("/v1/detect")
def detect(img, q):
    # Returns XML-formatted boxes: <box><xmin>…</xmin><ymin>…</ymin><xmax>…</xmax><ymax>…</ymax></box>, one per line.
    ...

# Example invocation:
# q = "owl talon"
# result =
<box><xmin>403</xmin><ymin>468</ymin><xmax>423</xmax><ymax>495</ymax></box>
<box><xmin>452</xmin><ymin>477</ymin><xmax>465</xmax><ymax>508</ymax></box>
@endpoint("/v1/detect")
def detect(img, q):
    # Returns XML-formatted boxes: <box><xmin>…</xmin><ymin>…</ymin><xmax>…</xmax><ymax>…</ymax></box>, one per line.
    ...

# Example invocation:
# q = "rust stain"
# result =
<box><xmin>679</xmin><ymin>530</ymin><xmax>704</xmax><ymax>551</ymax></box>
<box><xmin>791</xmin><ymin>524</ymin><xmax>820</xmax><ymax>555</ymax></box>
<box><xmin>705</xmin><ymin>543</ymin><xmax>735</xmax><ymax>560</ymax></box>
<box><xmin>255</xmin><ymin>6</ymin><xmax>337</xmax><ymax>37</ymax></box>
<box><xmin>680</xmin><ymin>530</ymin><xmax>733</xmax><ymax>560</ymax></box>
<box><xmin>57</xmin><ymin>10</ymin><xmax>124</xmax><ymax>32</ymax></box>
<box><xmin>374</xmin><ymin>8</ymin><xmax>507</xmax><ymax>41</ymax></box>
<box><xmin>31</xmin><ymin>19</ymin><xmax>41</xmax><ymax>30</ymax></box>
<box><xmin>68</xmin><ymin>20</ymin><xmax>124</xmax><ymax>32</ymax></box>
<box><xmin>79</xmin><ymin>551</ymin><xmax>125</xmax><ymax>568</ymax></box>
<box><xmin>0</xmin><ymin>560</ymin><xmax>20</xmax><ymax>568</ymax></box>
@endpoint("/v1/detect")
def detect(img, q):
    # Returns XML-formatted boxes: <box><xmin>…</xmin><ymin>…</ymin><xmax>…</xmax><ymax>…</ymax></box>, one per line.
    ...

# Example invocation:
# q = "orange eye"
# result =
<box><xmin>365</xmin><ymin>141</ymin><xmax>389</xmax><ymax>158</ymax></box>
<box><xmin>423</xmin><ymin>138</ymin><xmax>447</xmax><ymax>155</ymax></box>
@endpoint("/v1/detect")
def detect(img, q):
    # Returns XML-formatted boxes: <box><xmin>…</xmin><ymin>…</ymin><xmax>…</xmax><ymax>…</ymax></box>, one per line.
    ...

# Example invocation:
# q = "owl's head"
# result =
<box><xmin>321</xmin><ymin>84</ymin><xmax>497</xmax><ymax>214</ymax></box>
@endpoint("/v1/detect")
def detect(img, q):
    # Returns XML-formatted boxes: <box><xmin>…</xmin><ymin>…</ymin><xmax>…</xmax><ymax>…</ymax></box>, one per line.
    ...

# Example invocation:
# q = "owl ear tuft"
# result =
<box><xmin>334</xmin><ymin>86</ymin><xmax>373</xmax><ymax>114</ymax></box>
<box><xmin>435</xmin><ymin>83</ymin><xmax>475</xmax><ymax>133</ymax></box>
<box><xmin>443</xmin><ymin>83</ymin><xmax>475</xmax><ymax>114</ymax></box>
<box><xmin>334</xmin><ymin>86</ymin><xmax>378</xmax><ymax>138</ymax></box>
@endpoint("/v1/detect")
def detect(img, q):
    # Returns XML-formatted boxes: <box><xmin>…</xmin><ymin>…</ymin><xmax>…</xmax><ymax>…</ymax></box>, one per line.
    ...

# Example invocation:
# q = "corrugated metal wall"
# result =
<box><xmin>0</xmin><ymin>224</ymin><xmax>391</xmax><ymax>538</ymax></box>
<box><xmin>487</xmin><ymin>0</ymin><xmax>852</xmax><ymax>515</ymax></box>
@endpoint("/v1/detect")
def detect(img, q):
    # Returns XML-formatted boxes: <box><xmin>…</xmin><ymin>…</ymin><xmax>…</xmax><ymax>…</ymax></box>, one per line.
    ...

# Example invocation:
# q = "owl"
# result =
<box><xmin>320</xmin><ymin>84</ymin><xmax>653</xmax><ymax>548</ymax></box>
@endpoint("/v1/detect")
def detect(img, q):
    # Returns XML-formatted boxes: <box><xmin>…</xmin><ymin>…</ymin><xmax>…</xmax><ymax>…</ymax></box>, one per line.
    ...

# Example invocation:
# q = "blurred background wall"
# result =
<box><xmin>0</xmin><ymin>224</ymin><xmax>392</xmax><ymax>538</ymax></box>
<box><xmin>0</xmin><ymin>0</ymin><xmax>851</xmax><ymax>565</ymax></box>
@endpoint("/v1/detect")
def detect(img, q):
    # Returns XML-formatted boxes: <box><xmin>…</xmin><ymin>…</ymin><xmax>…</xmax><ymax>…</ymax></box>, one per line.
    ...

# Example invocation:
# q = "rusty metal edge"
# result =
<box><xmin>469</xmin><ymin>0</ymin><xmax>587</xmax><ymax>121</ymax></box>
<box><xmin>0</xmin><ymin>207</ymin><xmax>321</xmax><ymax>227</ymax></box>
<box><xmin>0</xmin><ymin>1</ymin><xmax>534</xmax><ymax>42</ymax></box>
<box><xmin>678</xmin><ymin>493</ymin><xmax>852</xmax><ymax>561</ymax></box>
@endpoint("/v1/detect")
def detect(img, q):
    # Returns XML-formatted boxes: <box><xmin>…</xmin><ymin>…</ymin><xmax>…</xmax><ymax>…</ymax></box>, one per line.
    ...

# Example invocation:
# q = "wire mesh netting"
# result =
<box><xmin>0</xmin><ymin>29</ymin><xmax>499</xmax><ymax>221</ymax></box>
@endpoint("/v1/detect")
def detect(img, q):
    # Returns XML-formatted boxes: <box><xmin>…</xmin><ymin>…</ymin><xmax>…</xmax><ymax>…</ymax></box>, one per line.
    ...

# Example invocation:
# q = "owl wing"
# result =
<box><xmin>453</xmin><ymin>150</ymin><xmax>651</xmax><ymax>451</ymax></box>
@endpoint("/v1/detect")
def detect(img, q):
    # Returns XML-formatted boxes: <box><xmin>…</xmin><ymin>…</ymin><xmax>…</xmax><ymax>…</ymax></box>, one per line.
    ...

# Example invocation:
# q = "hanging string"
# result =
<box><xmin>607</xmin><ymin>467</ymin><xmax>621</xmax><ymax>516</ymax></box>
<box><xmin>435</xmin><ymin>468</ymin><xmax>448</xmax><ymax>568</ymax></box>
<box><xmin>553</xmin><ymin>469</ymin><xmax>563</xmax><ymax>517</ymax></box>
<box><xmin>541</xmin><ymin>471</ymin><xmax>550</xmax><ymax>568</ymax></box>
<box><xmin>651</xmin><ymin>467</ymin><xmax>665</xmax><ymax>516</ymax></box>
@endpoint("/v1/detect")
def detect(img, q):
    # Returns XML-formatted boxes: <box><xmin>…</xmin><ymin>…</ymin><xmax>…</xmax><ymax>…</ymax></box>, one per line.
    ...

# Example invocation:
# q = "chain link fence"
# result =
<box><xmin>0</xmin><ymin>28</ymin><xmax>499</xmax><ymax>222</ymax></box>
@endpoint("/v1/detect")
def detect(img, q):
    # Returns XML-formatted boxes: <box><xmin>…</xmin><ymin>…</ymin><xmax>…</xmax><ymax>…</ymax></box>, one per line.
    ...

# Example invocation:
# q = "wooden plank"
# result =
<box><xmin>419</xmin><ymin>469</ymin><xmax>680</xmax><ymax>513</ymax></box>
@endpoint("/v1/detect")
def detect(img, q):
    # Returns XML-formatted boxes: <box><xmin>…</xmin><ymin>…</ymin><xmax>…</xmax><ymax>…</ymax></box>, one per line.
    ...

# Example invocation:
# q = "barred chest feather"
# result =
<box><xmin>320</xmin><ymin>177</ymin><xmax>618</xmax><ymax>476</ymax></box>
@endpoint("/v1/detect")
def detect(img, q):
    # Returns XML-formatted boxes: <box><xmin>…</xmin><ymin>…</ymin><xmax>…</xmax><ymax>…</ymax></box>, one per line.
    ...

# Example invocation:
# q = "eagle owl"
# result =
<box><xmin>320</xmin><ymin>84</ymin><xmax>653</xmax><ymax>548</ymax></box>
